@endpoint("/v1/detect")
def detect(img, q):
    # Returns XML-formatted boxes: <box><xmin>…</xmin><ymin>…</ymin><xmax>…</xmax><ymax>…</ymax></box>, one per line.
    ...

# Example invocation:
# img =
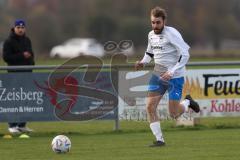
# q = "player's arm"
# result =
<box><xmin>135</xmin><ymin>52</ymin><xmax>153</xmax><ymax>70</ymax></box>
<box><xmin>167</xmin><ymin>28</ymin><xmax>190</xmax><ymax>76</ymax></box>
<box><xmin>161</xmin><ymin>49</ymin><xmax>189</xmax><ymax>81</ymax></box>
<box><xmin>168</xmin><ymin>51</ymin><xmax>189</xmax><ymax>75</ymax></box>
<box><xmin>135</xmin><ymin>36</ymin><xmax>153</xmax><ymax>70</ymax></box>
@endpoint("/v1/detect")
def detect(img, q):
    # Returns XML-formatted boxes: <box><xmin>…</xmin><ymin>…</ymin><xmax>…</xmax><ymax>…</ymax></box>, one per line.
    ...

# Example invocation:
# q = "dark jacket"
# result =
<box><xmin>2</xmin><ymin>29</ymin><xmax>35</xmax><ymax>72</ymax></box>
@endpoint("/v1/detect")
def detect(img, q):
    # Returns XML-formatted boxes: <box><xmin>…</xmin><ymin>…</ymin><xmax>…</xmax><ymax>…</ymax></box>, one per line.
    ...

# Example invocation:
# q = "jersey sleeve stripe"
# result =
<box><xmin>178</xmin><ymin>55</ymin><xmax>182</xmax><ymax>62</ymax></box>
<box><xmin>146</xmin><ymin>52</ymin><xmax>154</xmax><ymax>58</ymax></box>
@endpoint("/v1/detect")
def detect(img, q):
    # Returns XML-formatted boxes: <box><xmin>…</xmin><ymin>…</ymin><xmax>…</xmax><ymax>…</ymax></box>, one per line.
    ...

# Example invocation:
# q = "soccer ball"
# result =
<box><xmin>51</xmin><ymin>135</ymin><xmax>71</xmax><ymax>153</ymax></box>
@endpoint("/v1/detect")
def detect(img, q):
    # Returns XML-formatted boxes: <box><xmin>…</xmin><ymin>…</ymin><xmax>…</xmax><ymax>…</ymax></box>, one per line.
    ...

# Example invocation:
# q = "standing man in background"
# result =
<box><xmin>135</xmin><ymin>6</ymin><xmax>200</xmax><ymax>147</ymax></box>
<box><xmin>2</xmin><ymin>19</ymin><xmax>34</xmax><ymax>134</ymax></box>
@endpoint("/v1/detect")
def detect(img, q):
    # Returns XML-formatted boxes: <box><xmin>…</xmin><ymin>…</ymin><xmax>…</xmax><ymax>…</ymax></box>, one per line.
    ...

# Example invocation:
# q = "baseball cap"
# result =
<box><xmin>14</xmin><ymin>19</ymin><xmax>25</xmax><ymax>27</ymax></box>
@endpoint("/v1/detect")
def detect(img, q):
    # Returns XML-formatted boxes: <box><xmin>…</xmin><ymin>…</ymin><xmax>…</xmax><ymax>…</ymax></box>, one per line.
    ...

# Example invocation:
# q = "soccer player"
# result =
<box><xmin>135</xmin><ymin>6</ymin><xmax>200</xmax><ymax>147</ymax></box>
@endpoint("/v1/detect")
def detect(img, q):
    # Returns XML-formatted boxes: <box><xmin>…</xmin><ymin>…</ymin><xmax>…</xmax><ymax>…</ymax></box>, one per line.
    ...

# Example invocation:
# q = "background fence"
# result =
<box><xmin>0</xmin><ymin>61</ymin><xmax>240</xmax><ymax>130</ymax></box>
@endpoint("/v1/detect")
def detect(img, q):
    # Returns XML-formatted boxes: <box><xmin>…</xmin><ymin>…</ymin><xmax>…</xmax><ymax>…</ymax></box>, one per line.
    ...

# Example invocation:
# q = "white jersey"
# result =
<box><xmin>141</xmin><ymin>26</ymin><xmax>190</xmax><ymax>78</ymax></box>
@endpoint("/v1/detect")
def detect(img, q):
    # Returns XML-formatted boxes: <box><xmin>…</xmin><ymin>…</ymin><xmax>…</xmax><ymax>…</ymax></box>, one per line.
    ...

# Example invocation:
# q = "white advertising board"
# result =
<box><xmin>118</xmin><ymin>69</ymin><xmax>240</xmax><ymax>120</ymax></box>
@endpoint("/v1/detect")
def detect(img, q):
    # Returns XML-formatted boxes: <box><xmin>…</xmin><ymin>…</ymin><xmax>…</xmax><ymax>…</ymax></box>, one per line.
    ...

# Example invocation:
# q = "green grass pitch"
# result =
<box><xmin>1</xmin><ymin>118</ymin><xmax>240</xmax><ymax>160</ymax></box>
<box><xmin>0</xmin><ymin>57</ymin><xmax>240</xmax><ymax>159</ymax></box>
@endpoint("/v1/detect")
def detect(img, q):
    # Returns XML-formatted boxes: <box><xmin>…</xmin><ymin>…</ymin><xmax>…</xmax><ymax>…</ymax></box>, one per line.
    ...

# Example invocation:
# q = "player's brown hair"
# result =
<box><xmin>151</xmin><ymin>6</ymin><xmax>167</xmax><ymax>20</ymax></box>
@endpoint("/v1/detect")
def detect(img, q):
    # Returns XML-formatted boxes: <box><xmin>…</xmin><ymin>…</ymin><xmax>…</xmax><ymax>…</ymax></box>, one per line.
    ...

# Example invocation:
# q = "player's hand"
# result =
<box><xmin>23</xmin><ymin>51</ymin><xmax>31</xmax><ymax>58</ymax></box>
<box><xmin>161</xmin><ymin>71</ymin><xmax>173</xmax><ymax>81</ymax></box>
<box><xmin>135</xmin><ymin>61</ymin><xmax>144</xmax><ymax>70</ymax></box>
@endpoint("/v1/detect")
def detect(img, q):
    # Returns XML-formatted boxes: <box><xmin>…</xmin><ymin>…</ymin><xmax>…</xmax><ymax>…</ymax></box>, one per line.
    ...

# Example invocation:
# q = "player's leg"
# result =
<box><xmin>147</xmin><ymin>92</ymin><xmax>166</xmax><ymax>147</ymax></box>
<box><xmin>147</xmin><ymin>92</ymin><xmax>162</xmax><ymax>123</ymax></box>
<box><xmin>167</xmin><ymin>77</ymin><xmax>184</xmax><ymax>118</ymax></box>
<box><xmin>147</xmin><ymin>74</ymin><xmax>168</xmax><ymax>147</ymax></box>
<box><xmin>168</xmin><ymin>77</ymin><xmax>200</xmax><ymax>119</ymax></box>
<box><xmin>168</xmin><ymin>100</ymin><xmax>185</xmax><ymax>119</ymax></box>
